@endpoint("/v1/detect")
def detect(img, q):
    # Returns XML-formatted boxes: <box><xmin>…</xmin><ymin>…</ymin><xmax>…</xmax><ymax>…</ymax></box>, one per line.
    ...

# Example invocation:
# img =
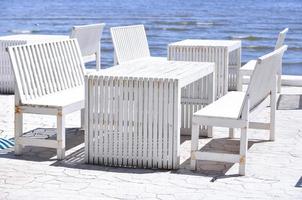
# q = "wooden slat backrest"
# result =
<box><xmin>110</xmin><ymin>24</ymin><xmax>151</xmax><ymax>64</ymax></box>
<box><xmin>8</xmin><ymin>39</ymin><xmax>85</xmax><ymax>102</ymax></box>
<box><xmin>240</xmin><ymin>45</ymin><xmax>287</xmax><ymax>116</ymax></box>
<box><xmin>275</xmin><ymin>28</ymin><xmax>288</xmax><ymax>50</ymax></box>
<box><xmin>70</xmin><ymin>23</ymin><xmax>105</xmax><ymax>58</ymax></box>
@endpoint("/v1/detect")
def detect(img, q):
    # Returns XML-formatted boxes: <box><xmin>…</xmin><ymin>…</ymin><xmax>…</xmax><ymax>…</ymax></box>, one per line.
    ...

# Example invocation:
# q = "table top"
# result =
<box><xmin>87</xmin><ymin>57</ymin><xmax>214</xmax><ymax>88</ymax></box>
<box><xmin>169</xmin><ymin>39</ymin><xmax>241</xmax><ymax>52</ymax></box>
<box><xmin>0</xmin><ymin>34</ymin><xmax>68</xmax><ymax>42</ymax></box>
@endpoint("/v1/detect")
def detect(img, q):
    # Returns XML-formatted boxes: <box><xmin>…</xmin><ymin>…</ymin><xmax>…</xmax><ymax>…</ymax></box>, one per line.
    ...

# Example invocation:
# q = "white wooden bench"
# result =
<box><xmin>238</xmin><ymin>28</ymin><xmax>289</xmax><ymax>92</ymax></box>
<box><xmin>191</xmin><ymin>45</ymin><xmax>287</xmax><ymax>175</ymax></box>
<box><xmin>8</xmin><ymin>39</ymin><xmax>86</xmax><ymax>160</ymax></box>
<box><xmin>70</xmin><ymin>23</ymin><xmax>105</xmax><ymax>70</ymax></box>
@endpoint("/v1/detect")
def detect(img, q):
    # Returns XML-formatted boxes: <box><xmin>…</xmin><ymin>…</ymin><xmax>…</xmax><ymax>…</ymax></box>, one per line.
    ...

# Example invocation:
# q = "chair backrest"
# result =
<box><xmin>240</xmin><ymin>45</ymin><xmax>288</xmax><ymax>117</ymax></box>
<box><xmin>70</xmin><ymin>23</ymin><xmax>105</xmax><ymax>69</ymax></box>
<box><xmin>8</xmin><ymin>39</ymin><xmax>85</xmax><ymax>103</ymax></box>
<box><xmin>274</xmin><ymin>28</ymin><xmax>288</xmax><ymax>50</ymax></box>
<box><xmin>110</xmin><ymin>24</ymin><xmax>150</xmax><ymax>64</ymax></box>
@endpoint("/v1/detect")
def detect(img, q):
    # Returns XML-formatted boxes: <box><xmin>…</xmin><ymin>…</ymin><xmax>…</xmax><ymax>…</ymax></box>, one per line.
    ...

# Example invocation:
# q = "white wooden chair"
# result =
<box><xmin>110</xmin><ymin>24</ymin><xmax>160</xmax><ymax>65</ymax></box>
<box><xmin>8</xmin><ymin>39</ymin><xmax>85</xmax><ymax>160</ymax></box>
<box><xmin>191</xmin><ymin>45</ymin><xmax>288</xmax><ymax>175</ymax></box>
<box><xmin>239</xmin><ymin>28</ymin><xmax>289</xmax><ymax>92</ymax></box>
<box><xmin>70</xmin><ymin>23</ymin><xmax>105</xmax><ymax>70</ymax></box>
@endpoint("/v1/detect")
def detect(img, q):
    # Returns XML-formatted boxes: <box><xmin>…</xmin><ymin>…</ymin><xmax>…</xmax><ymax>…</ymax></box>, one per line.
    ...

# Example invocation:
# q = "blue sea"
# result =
<box><xmin>0</xmin><ymin>0</ymin><xmax>301</xmax><ymax>75</ymax></box>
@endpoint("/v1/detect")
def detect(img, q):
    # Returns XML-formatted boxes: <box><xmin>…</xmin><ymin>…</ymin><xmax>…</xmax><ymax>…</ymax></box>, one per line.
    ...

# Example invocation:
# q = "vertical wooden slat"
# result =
<box><xmin>148</xmin><ymin>79</ymin><xmax>153</xmax><ymax>168</ymax></box>
<box><xmin>162</xmin><ymin>79</ymin><xmax>168</xmax><ymax>169</ymax></box>
<box><xmin>133</xmin><ymin>78</ymin><xmax>139</xmax><ymax>166</ymax></box>
<box><xmin>93</xmin><ymin>75</ymin><xmax>99</xmax><ymax>164</ymax></box>
<box><xmin>122</xmin><ymin>77</ymin><xmax>129</xmax><ymax>166</ymax></box>
<box><xmin>152</xmin><ymin>79</ymin><xmax>158</xmax><ymax>168</ymax></box>
<box><xmin>118</xmin><ymin>77</ymin><xmax>124</xmax><ymax>166</ymax></box>
<box><xmin>103</xmin><ymin>76</ymin><xmax>109</xmax><ymax>165</ymax></box>
<box><xmin>128</xmin><ymin>78</ymin><xmax>134</xmax><ymax>166</ymax></box>
<box><xmin>142</xmin><ymin>78</ymin><xmax>148</xmax><ymax>167</ymax></box>
<box><xmin>158</xmin><ymin>78</ymin><xmax>163</xmax><ymax>168</ymax></box>
<box><xmin>137</xmin><ymin>78</ymin><xmax>143</xmax><ymax>167</ymax></box>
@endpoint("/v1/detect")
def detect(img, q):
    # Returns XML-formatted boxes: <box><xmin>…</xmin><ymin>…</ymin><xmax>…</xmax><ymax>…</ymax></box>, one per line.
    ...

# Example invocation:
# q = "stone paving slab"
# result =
<box><xmin>0</xmin><ymin>87</ymin><xmax>301</xmax><ymax>199</ymax></box>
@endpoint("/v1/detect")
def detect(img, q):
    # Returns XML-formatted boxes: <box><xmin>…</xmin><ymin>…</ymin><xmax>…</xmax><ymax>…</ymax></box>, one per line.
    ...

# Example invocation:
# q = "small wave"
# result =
<box><xmin>9</xmin><ymin>29</ymin><xmax>39</xmax><ymax>34</ymax></box>
<box><xmin>196</xmin><ymin>22</ymin><xmax>214</xmax><ymax>26</ymax></box>
<box><xmin>155</xmin><ymin>21</ymin><xmax>196</xmax><ymax>26</ymax></box>
<box><xmin>162</xmin><ymin>27</ymin><xmax>188</xmax><ymax>32</ymax></box>
<box><xmin>244</xmin><ymin>46</ymin><xmax>271</xmax><ymax>50</ymax></box>
<box><xmin>288</xmin><ymin>47</ymin><xmax>302</xmax><ymax>51</ymax></box>
<box><xmin>230</xmin><ymin>35</ymin><xmax>265</xmax><ymax>41</ymax></box>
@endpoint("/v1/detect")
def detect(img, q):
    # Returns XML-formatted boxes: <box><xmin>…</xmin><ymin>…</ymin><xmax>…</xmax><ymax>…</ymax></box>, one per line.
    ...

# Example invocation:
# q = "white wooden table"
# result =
<box><xmin>85</xmin><ymin>57</ymin><xmax>215</xmax><ymax>169</ymax></box>
<box><xmin>0</xmin><ymin>34</ymin><xmax>68</xmax><ymax>93</ymax></box>
<box><xmin>168</xmin><ymin>39</ymin><xmax>241</xmax><ymax>98</ymax></box>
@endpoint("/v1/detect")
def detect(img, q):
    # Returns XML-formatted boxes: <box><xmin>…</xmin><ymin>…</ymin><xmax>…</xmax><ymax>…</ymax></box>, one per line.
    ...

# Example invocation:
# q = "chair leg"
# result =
<box><xmin>239</xmin><ymin>127</ymin><xmax>248</xmax><ymax>175</ymax></box>
<box><xmin>81</xmin><ymin>108</ymin><xmax>85</xmax><ymax>129</ymax></box>
<box><xmin>57</xmin><ymin>112</ymin><xmax>66</xmax><ymax>160</ymax></box>
<box><xmin>270</xmin><ymin>91</ymin><xmax>276</xmax><ymax>141</ymax></box>
<box><xmin>14</xmin><ymin>110</ymin><xmax>23</xmax><ymax>155</ymax></box>
<box><xmin>191</xmin><ymin>122</ymin><xmax>199</xmax><ymax>170</ymax></box>
<box><xmin>96</xmin><ymin>49</ymin><xmax>101</xmax><ymax>71</ymax></box>
<box><xmin>238</xmin><ymin>71</ymin><xmax>243</xmax><ymax>91</ymax></box>
<box><xmin>207</xmin><ymin>126</ymin><xmax>213</xmax><ymax>138</ymax></box>
<box><xmin>229</xmin><ymin>128</ymin><xmax>235</xmax><ymax>139</ymax></box>
<box><xmin>277</xmin><ymin>74</ymin><xmax>281</xmax><ymax>93</ymax></box>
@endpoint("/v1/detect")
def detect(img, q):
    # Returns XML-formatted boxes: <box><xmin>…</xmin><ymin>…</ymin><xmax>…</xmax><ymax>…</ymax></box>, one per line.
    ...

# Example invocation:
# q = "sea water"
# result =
<box><xmin>0</xmin><ymin>0</ymin><xmax>301</xmax><ymax>75</ymax></box>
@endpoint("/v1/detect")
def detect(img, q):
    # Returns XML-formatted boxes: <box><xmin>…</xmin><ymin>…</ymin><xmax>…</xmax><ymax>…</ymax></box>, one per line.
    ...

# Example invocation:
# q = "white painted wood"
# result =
<box><xmin>0</xmin><ymin>34</ymin><xmax>68</xmax><ymax>94</ymax></box>
<box><xmin>99</xmin><ymin>56</ymin><xmax>214</xmax><ymax>136</ymax></box>
<box><xmin>8</xmin><ymin>39</ymin><xmax>85</xmax><ymax>160</ymax></box>
<box><xmin>110</xmin><ymin>24</ymin><xmax>150</xmax><ymax>64</ymax></box>
<box><xmin>238</xmin><ymin>28</ymin><xmax>289</xmax><ymax>92</ymax></box>
<box><xmin>85</xmin><ymin>58</ymin><xmax>214</xmax><ymax>169</ymax></box>
<box><xmin>57</xmin><ymin>112</ymin><xmax>65</xmax><ymax>160</ymax></box>
<box><xmin>191</xmin><ymin>46</ymin><xmax>287</xmax><ymax>175</ymax></box>
<box><xmin>168</xmin><ymin>39</ymin><xmax>241</xmax><ymax>96</ymax></box>
<box><xmin>70</xmin><ymin>23</ymin><xmax>105</xmax><ymax>70</ymax></box>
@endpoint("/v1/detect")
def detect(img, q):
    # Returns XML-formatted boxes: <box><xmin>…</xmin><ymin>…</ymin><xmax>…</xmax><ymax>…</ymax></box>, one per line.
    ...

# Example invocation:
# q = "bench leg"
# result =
<box><xmin>270</xmin><ymin>90</ymin><xmax>276</xmax><ymax>141</ymax></box>
<box><xmin>277</xmin><ymin>74</ymin><xmax>281</xmax><ymax>93</ymax></box>
<box><xmin>81</xmin><ymin>108</ymin><xmax>85</xmax><ymax>129</ymax></box>
<box><xmin>57</xmin><ymin>112</ymin><xmax>66</xmax><ymax>160</ymax></box>
<box><xmin>229</xmin><ymin>128</ymin><xmax>235</xmax><ymax>139</ymax></box>
<box><xmin>191</xmin><ymin>122</ymin><xmax>199</xmax><ymax>170</ymax></box>
<box><xmin>237</xmin><ymin>71</ymin><xmax>243</xmax><ymax>91</ymax></box>
<box><xmin>239</xmin><ymin>127</ymin><xmax>248</xmax><ymax>175</ymax></box>
<box><xmin>207</xmin><ymin>126</ymin><xmax>213</xmax><ymax>138</ymax></box>
<box><xmin>14</xmin><ymin>110</ymin><xmax>23</xmax><ymax>155</ymax></box>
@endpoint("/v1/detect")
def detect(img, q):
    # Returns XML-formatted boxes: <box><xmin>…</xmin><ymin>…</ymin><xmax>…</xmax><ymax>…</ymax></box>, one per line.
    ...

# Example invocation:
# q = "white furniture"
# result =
<box><xmin>111</xmin><ymin>24</ymin><xmax>213</xmax><ymax>134</ymax></box>
<box><xmin>8</xmin><ymin>39</ymin><xmax>85</xmax><ymax>160</ymax></box>
<box><xmin>70</xmin><ymin>23</ymin><xmax>105</xmax><ymax>70</ymax></box>
<box><xmin>190</xmin><ymin>45</ymin><xmax>288</xmax><ymax>175</ymax></box>
<box><xmin>110</xmin><ymin>24</ymin><xmax>161</xmax><ymax>65</ymax></box>
<box><xmin>239</xmin><ymin>28</ymin><xmax>289</xmax><ymax>92</ymax></box>
<box><xmin>85</xmin><ymin>57</ymin><xmax>215</xmax><ymax>169</ymax></box>
<box><xmin>0</xmin><ymin>34</ymin><xmax>68</xmax><ymax>94</ymax></box>
<box><xmin>168</xmin><ymin>39</ymin><xmax>241</xmax><ymax>98</ymax></box>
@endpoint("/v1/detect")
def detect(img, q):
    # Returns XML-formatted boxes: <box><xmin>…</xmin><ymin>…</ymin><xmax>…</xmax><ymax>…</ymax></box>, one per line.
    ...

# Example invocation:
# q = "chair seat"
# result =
<box><xmin>22</xmin><ymin>86</ymin><xmax>84</xmax><ymax>110</ymax></box>
<box><xmin>194</xmin><ymin>91</ymin><xmax>246</xmax><ymax>120</ymax></box>
<box><xmin>240</xmin><ymin>60</ymin><xmax>257</xmax><ymax>75</ymax></box>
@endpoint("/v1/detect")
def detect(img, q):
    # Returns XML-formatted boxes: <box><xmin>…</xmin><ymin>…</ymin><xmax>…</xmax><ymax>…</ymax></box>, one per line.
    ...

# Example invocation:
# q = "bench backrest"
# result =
<box><xmin>240</xmin><ymin>45</ymin><xmax>287</xmax><ymax>116</ymax></box>
<box><xmin>110</xmin><ymin>24</ymin><xmax>150</xmax><ymax>64</ymax></box>
<box><xmin>70</xmin><ymin>23</ymin><xmax>105</xmax><ymax>69</ymax></box>
<box><xmin>8</xmin><ymin>39</ymin><xmax>85</xmax><ymax>103</ymax></box>
<box><xmin>275</xmin><ymin>28</ymin><xmax>288</xmax><ymax>50</ymax></box>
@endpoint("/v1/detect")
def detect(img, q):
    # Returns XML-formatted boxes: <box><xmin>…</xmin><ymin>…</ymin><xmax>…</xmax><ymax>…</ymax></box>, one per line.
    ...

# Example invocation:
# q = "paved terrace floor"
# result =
<box><xmin>0</xmin><ymin>86</ymin><xmax>301</xmax><ymax>200</ymax></box>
